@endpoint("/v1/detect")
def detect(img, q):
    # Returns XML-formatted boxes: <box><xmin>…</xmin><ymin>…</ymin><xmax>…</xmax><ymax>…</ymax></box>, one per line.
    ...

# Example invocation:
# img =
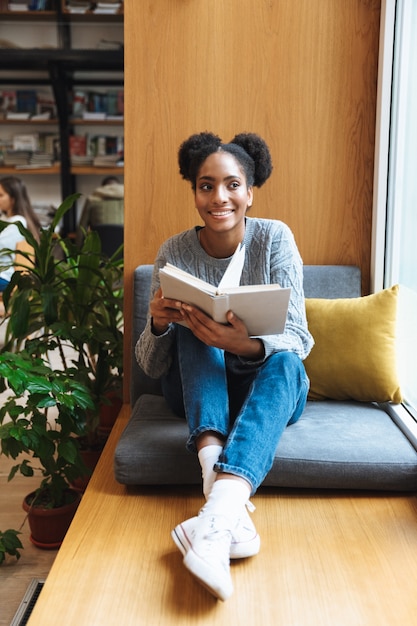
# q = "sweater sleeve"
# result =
<box><xmin>134</xmin><ymin>248</ymin><xmax>177</xmax><ymax>379</ymax></box>
<box><xmin>242</xmin><ymin>220</ymin><xmax>314</xmax><ymax>362</ymax></box>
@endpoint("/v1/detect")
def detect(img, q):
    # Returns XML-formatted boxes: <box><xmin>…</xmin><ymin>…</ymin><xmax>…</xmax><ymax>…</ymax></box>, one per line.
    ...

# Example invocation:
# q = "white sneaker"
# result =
<box><xmin>172</xmin><ymin>513</ymin><xmax>233</xmax><ymax>601</ymax></box>
<box><xmin>172</xmin><ymin>504</ymin><xmax>260</xmax><ymax>560</ymax></box>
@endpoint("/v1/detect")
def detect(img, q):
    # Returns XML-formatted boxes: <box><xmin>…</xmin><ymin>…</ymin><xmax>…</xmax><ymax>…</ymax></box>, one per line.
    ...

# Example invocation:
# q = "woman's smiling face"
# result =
<box><xmin>194</xmin><ymin>151</ymin><xmax>253</xmax><ymax>237</ymax></box>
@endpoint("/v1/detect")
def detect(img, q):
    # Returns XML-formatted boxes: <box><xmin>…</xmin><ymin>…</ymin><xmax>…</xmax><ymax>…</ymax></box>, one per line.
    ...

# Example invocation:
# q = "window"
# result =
<box><xmin>375</xmin><ymin>0</ymin><xmax>417</xmax><ymax>415</ymax></box>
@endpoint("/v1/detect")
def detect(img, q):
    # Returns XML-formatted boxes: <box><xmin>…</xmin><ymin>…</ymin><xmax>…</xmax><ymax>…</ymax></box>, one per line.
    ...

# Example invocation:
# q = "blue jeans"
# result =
<box><xmin>0</xmin><ymin>277</ymin><xmax>9</xmax><ymax>292</ymax></box>
<box><xmin>162</xmin><ymin>326</ymin><xmax>309</xmax><ymax>494</ymax></box>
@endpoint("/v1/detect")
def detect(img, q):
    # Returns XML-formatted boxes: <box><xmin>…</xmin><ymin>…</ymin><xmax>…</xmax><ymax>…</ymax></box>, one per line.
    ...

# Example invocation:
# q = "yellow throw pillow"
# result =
<box><xmin>304</xmin><ymin>285</ymin><xmax>402</xmax><ymax>403</ymax></box>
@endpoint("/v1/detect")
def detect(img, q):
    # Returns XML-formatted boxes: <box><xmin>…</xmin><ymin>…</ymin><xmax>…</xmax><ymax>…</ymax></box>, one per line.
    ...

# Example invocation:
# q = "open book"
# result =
<box><xmin>159</xmin><ymin>245</ymin><xmax>291</xmax><ymax>336</ymax></box>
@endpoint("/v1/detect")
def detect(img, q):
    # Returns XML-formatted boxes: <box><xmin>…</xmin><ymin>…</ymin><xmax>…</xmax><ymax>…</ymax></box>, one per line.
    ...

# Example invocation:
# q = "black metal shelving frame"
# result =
<box><xmin>0</xmin><ymin>2</ymin><xmax>124</xmax><ymax>233</ymax></box>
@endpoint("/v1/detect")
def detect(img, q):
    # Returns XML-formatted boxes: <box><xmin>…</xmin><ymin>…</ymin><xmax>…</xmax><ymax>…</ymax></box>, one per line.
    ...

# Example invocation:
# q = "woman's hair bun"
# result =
<box><xmin>230</xmin><ymin>133</ymin><xmax>273</xmax><ymax>187</ymax></box>
<box><xmin>178</xmin><ymin>132</ymin><xmax>221</xmax><ymax>183</ymax></box>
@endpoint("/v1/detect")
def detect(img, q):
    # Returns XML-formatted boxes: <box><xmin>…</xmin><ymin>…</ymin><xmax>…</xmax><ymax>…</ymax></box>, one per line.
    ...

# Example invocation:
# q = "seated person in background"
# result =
<box><xmin>0</xmin><ymin>176</ymin><xmax>41</xmax><ymax>292</ymax></box>
<box><xmin>76</xmin><ymin>176</ymin><xmax>124</xmax><ymax>247</ymax></box>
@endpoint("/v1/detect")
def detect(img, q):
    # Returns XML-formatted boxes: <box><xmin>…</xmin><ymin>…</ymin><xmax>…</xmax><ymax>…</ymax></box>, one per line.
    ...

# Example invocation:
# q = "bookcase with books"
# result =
<box><xmin>0</xmin><ymin>0</ymin><xmax>124</xmax><ymax>233</ymax></box>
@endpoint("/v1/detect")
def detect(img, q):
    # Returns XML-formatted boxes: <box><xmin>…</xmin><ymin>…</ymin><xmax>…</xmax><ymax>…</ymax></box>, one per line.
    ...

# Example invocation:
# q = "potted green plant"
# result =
<box><xmin>0</xmin><ymin>529</ymin><xmax>23</xmax><ymax>564</ymax></box>
<box><xmin>0</xmin><ymin>351</ymin><xmax>94</xmax><ymax>548</ymax></box>
<box><xmin>1</xmin><ymin>194</ymin><xmax>124</xmax><ymax>475</ymax></box>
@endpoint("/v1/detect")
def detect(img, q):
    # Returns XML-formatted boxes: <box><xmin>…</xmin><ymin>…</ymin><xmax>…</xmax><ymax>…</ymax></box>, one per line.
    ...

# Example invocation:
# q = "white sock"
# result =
<box><xmin>198</xmin><ymin>445</ymin><xmax>223</xmax><ymax>499</ymax></box>
<box><xmin>202</xmin><ymin>479</ymin><xmax>251</xmax><ymax>519</ymax></box>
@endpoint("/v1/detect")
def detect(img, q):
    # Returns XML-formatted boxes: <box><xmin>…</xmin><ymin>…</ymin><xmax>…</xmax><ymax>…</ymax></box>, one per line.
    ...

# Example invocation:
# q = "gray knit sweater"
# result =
<box><xmin>136</xmin><ymin>217</ymin><xmax>314</xmax><ymax>379</ymax></box>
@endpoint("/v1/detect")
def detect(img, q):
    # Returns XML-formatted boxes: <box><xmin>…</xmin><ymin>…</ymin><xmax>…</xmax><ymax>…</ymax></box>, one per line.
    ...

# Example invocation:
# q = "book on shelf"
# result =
<box><xmin>72</xmin><ymin>90</ymin><xmax>87</xmax><ymax>117</ymax></box>
<box><xmin>159</xmin><ymin>245</ymin><xmax>291</xmax><ymax>336</ymax></box>
<box><xmin>6</xmin><ymin>112</ymin><xmax>30</xmax><ymax>120</ymax></box>
<box><xmin>3</xmin><ymin>150</ymin><xmax>31</xmax><ymax>167</ymax></box>
<box><xmin>69</xmin><ymin>134</ymin><xmax>87</xmax><ymax>156</ymax></box>
<box><xmin>13</xmin><ymin>133</ymin><xmax>39</xmax><ymax>151</ymax></box>
<box><xmin>65</xmin><ymin>1</ymin><xmax>92</xmax><ymax>13</ymax></box>
<box><xmin>31</xmin><ymin>112</ymin><xmax>52</xmax><ymax>121</ymax></box>
<box><xmin>92</xmin><ymin>153</ymin><xmax>122</xmax><ymax>167</ymax></box>
<box><xmin>1</xmin><ymin>89</ymin><xmax>56</xmax><ymax>119</ymax></box>
<box><xmin>28</xmin><ymin>1</ymin><xmax>51</xmax><ymax>9</ymax></box>
<box><xmin>41</xmin><ymin>133</ymin><xmax>60</xmax><ymax>161</ymax></box>
<box><xmin>0</xmin><ymin>90</ymin><xmax>17</xmax><ymax>114</ymax></box>
<box><xmin>82</xmin><ymin>112</ymin><xmax>107</xmax><ymax>121</ymax></box>
<box><xmin>86</xmin><ymin>133</ymin><xmax>123</xmax><ymax>157</ymax></box>
<box><xmin>36</xmin><ymin>90</ymin><xmax>56</xmax><ymax>118</ymax></box>
<box><xmin>117</xmin><ymin>90</ymin><xmax>124</xmax><ymax>115</ymax></box>
<box><xmin>71</xmin><ymin>90</ymin><xmax>124</xmax><ymax>118</ymax></box>
<box><xmin>105</xmin><ymin>91</ymin><xmax>118</xmax><ymax>116</ymax></box>
<box><xmin>5</xmin><ymin>132</ymin><xmax>58</xmax><ymax>166</ymax></box>
<box><xmin>94</xmin><ymin>2</ymin><xmax>122</xmax><ymax>14</ymax></box>
<box><xmin>7</xmin><ymin>1</ymin><xmax>30</xmax><ymax>11</ymax></box>
<box><xmin>16</xmin><ymin>90</ymin><xmax>38</xmax><ymax>115</ymax></box>
<box><xmin>71</xmin><ymin>155</ymin><xmax>94</xmax><ymax>166</ymax></box>
<box><xmin>28</xmin><ymin>151</ymin><xmax>53</xmax><ymax>167</ymax></box>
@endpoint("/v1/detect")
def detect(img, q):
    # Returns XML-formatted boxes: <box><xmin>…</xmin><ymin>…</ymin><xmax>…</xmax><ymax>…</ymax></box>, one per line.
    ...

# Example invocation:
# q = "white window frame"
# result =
<box><xmin>372</xmin><ymin>0</ymin><xmax>417</xmax><ymax>434</ymax></box>
<box><xmin>371</xmin><ymin>0</ymin><xmax>396</xmax><ymax>293</ymax></box>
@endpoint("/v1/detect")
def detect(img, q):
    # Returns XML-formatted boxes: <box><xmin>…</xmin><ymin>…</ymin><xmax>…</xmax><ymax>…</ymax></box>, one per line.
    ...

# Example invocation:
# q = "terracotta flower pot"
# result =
<box><xmin>71</xmin><ymin>446</ymin><xmax>102</xmax><ymax>492</ymax></box>
<box><xmin>98</xmin><ymin>391</ymin><xmax>123</xmax><ymax>435</ymax></box>
<box><xmin>22</xmin><ymin>489</ymin><xmax>81</xmax><ymax>549</ymax></box>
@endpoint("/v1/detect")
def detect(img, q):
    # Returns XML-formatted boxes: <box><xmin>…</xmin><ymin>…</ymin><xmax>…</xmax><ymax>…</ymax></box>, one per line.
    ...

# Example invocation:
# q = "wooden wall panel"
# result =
<box><xmin>123</xmin><ymin>0</ymin><xmax>381</xmax><ymax>400</ymax></box>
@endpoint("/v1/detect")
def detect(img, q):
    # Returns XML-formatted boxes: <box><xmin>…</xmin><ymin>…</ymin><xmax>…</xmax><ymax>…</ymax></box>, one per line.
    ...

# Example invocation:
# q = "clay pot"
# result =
<box><xmin>71</xmin><ymin>392</ymin><xmax>122</xmax><ymax>492</ymax></box>
<box><xmin>71</xmin><ymin>446</ymin><xmax>102</xmax><ymax>492</ymax></box>
<box><xmin>98</xmin><ymin>391</ymin><xmax>123</xmax><ymax>435</ymax></box>
<box><xmin>22</xmin><ymin>489</ymin><xmax>81</xmax><ymax>549</ymax></box>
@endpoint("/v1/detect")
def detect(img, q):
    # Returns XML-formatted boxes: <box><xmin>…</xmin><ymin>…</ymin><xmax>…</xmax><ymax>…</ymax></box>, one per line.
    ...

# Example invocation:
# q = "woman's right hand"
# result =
<box><xmin>150</xmin><ymin>287</ymin><xmax>185</xmax><ymax>335</ymax></box>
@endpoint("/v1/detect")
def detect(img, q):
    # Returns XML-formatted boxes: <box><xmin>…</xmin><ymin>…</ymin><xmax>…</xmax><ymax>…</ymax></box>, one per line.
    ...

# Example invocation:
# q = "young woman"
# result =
<box><xmin>0</xmin><ymin>176</ymin><xmax>41</xmax><ymax>292</ymax></box>
<box><xmin>136</xmin><ymin>132</ymin><xmax>314</xmax><ymax>601</ymax></box>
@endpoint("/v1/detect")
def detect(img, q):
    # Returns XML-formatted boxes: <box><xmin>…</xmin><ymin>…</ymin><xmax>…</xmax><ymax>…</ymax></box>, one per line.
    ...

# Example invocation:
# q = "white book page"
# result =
<box><xmin>161</xmin><ymin>263</ymin><xmax>217</xmax><ymax>294</ymax></box>
<box><xmin>217</xmin><ymin>244</ymin><xmax>246</xmax><ymax>290</ymax></box>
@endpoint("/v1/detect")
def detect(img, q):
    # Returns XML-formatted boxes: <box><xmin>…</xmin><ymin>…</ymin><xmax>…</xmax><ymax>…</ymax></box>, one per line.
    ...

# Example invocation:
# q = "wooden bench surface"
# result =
<box><xmin>27</xmin><ymin>404</ymin><xmax>417</xmax><ymax>626</ymax></box>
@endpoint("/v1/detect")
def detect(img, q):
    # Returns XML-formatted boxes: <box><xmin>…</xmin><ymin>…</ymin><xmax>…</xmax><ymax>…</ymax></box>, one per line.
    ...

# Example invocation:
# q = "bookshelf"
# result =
<box><xmin>0</xmin><ymin>0</ymin><xmax>124</xmax><ymax>233</ymax></box>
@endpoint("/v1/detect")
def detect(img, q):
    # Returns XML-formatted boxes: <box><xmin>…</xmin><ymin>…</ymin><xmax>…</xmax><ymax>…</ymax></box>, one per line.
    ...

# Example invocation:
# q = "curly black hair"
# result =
<box><xmin>178</xmin><ymin>131</ymin><xmax>273</xmax><ymax>190</ymax></box>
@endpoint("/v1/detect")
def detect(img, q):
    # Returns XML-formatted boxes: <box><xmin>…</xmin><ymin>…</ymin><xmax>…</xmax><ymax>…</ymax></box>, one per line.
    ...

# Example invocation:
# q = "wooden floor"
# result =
<box><xmin>22</xmin><ymin>405</ymin><xmax>417</xmax><ymax>626</ymax></box>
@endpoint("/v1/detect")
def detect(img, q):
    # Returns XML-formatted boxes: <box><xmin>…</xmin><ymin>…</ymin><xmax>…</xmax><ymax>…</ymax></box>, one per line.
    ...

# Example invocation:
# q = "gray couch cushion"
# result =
<box><xmin>303</xmin><ymin>265</ymin><xmax>361</xmax><ymax>299</ymax></box>
<box><xmin>114</xmin><ymin>396</ymin><xmax>417</xmax><ymax>491</ymax></box>
<box><xmin>264</xmin><ymin>401</ymin><xmax>417</xmax><ymax>490</ymax></box>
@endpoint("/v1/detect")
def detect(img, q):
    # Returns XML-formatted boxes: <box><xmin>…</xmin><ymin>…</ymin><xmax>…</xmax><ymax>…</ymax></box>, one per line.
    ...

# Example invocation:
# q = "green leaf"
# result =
<box><xmin>19</xmin><ymin>460</ymin><xmax>34</xmax><ymax>477</ymax></box>
<box><xmin>9</xmin><ymin>290</ymin><xmax>31</xmax><ymax>337</ymax></box>
<box><xmin>37</xmin><ymin>397</ymin><xmax>57</xmax><ymax>409</ymax></box>
<box><xmin>27</xmin><ymin>379</ymin><xmax>54</xmax><ymax>394</ymax></box>
<box><xmin>1</xmin><ymin>529</ymin><xmax>23</xmax><ymax>551</ymax></box>
<box><xmin>58</xmin><ymin>439</ymin><xmax>79</xmax><ymax>464</ymax></box>
<box><xmin>0</xmin><ymin>422</ymin><xmax>15</xmax><ymax>438</ymax></box>
<box><xmin>0</xmin><ymin>529</ymin><xmax>23</xmax><ymax>563</ymax></box>
<box><xmin>51</xmin><ymin>193</ymin><xmax>80</xmax><ymax>232</ymax></box>
<box><xmin>41</xmin><ymin>284</ymin><xmax>59</xmax><ymax>326</ymax></box>
<box><xmin>8</xmin><ymin>464</ymin><xmax>21</xmax><ymax>481</ymax></box>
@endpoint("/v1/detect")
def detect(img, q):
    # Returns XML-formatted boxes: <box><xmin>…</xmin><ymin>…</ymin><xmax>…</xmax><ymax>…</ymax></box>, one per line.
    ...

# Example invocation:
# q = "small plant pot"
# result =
<box><xmin>22</xmin><ymin>490</ymin><xmax>82</xmax><ymax>549</ymax></box>
<box><xmin>98</xmin><ymin>391</ymin><xmax>123</xmax><ymax>435</ymax></box>
<box><xmin>71</xmin><ymin>446</ymin><xmax>102</xmax><ymax>492</ymax></box>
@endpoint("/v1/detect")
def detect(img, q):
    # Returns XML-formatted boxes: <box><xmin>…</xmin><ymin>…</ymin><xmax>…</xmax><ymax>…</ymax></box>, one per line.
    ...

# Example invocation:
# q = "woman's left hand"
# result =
<box><xmin>180</xmin><ymin>304</ymin><xmax>264</xmax><ymax>360</ymax></box>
